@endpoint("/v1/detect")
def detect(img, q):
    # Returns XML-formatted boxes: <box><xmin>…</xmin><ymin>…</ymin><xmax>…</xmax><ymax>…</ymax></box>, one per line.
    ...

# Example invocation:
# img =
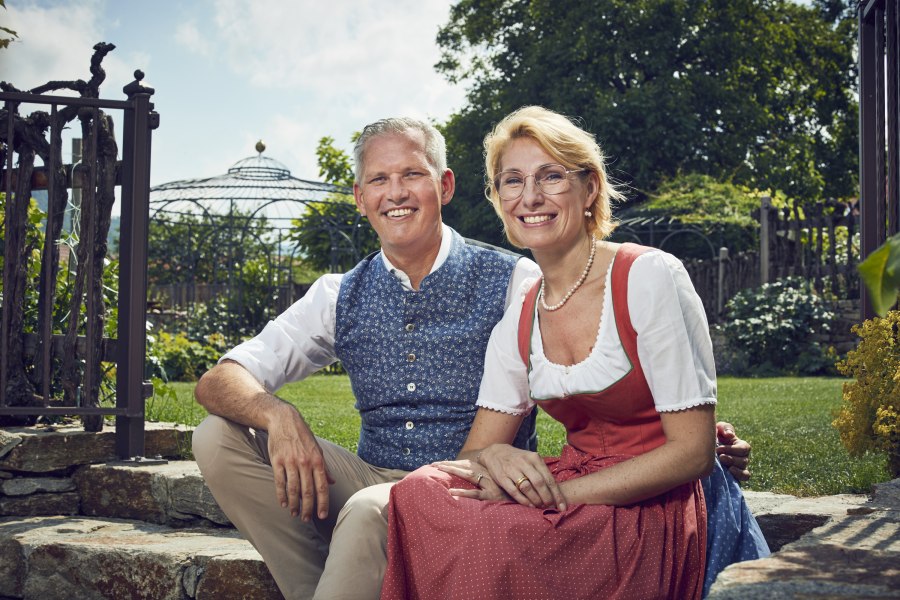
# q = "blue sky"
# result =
<box><xmin>2</xmin><ymin>0</ymin><xmax>467</xmax><ymax>190</ymax></box>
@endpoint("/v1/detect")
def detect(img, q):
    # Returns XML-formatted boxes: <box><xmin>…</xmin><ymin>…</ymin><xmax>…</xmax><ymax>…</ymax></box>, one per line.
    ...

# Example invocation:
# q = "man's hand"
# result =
<box><xmin>266</xmin><ymin>403</ymin><xmax>334</xmax><ymax>521</ymax></box>
<box><xmin>435</xmin><ymin>459</ymin><xmax>512</xmax><ymax>503</ymax></box>
<box><xmin>715</xmin><ymin>421</ymin><xmax>752</xmax><ymax>481</ymax></box>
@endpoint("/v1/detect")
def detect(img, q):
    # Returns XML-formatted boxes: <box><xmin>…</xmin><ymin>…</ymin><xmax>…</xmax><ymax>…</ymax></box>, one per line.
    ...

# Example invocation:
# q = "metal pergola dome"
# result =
<box><xmin>150</xmin><ymin>143</ymin><xmax>352</xmax><ymax>226</ymax></box>
<box><xmin>147</xmin><ymin>143</ymin><xmax>367</xmax><ymax>341</ymax></box>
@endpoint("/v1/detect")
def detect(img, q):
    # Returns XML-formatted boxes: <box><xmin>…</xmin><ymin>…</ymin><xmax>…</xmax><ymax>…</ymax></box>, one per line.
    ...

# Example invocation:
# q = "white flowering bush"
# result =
<box><xmin>719</xmin><ymin>277</ymin><xmax>835</xmax><ymax>375</ymax></box>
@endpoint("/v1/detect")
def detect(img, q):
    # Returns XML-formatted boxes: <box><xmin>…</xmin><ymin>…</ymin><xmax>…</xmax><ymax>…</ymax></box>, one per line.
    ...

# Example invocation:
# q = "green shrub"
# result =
<box><xmin>147</xmin><ymin>330</ymin><xmax>228</xmax><ymax>382</ymax></box>
<box><xmin>834</xmin><ymin>312</ymin><xmax>900</xmax><ymax>477</ymax></box>
<box><xmin>718</xmin><ymin>277</ymin><xmax>835</xmax><ymax>375</ymax></box>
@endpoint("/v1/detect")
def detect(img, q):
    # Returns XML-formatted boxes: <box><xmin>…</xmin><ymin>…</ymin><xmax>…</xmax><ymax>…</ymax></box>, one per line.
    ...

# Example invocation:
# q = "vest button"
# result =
<box><xmin>407</xmin><ymin>382</ymin><xmax>416</xmax><ymax>392</ymax></box>
<box><xmin>405</xmin><ymin>421</ymin><xmax>414</xmax><ymax>430</ymax></box>
<box><xmin>407</xmin><ymin>353</ymin><xmax>416</xmax><ymax>362</ymax></box>
<box><xmin>402</xmin><ymin>447</ymin><xmax>411</xmax><ymax>456</ymax></box>
<box><xmin>405</xmin><ymin>323</ymin><xmax>415</xmax><ymax>332</ymax></box>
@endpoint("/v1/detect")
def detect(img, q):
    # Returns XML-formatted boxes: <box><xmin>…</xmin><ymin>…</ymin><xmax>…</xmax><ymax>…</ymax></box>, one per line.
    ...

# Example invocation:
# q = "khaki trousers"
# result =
<box><xmin>192</xmin><ymin>415</ymin><xmax>409</xmax><ymax>600</ymax></box>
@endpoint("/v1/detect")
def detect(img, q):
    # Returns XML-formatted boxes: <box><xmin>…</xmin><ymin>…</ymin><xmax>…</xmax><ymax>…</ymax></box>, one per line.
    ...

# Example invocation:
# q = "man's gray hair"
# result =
<box><xmin>353</xmin><ymin>117</ymin><xmax>447</xmax><ymax>184</ymax></box>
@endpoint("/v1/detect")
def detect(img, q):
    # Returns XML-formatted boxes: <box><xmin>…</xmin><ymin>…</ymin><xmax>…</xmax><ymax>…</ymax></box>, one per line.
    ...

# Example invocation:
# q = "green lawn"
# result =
<box><xmin>152</xmin><ymin>375</ymin><xmax>890</xmax><ymax>497</ymax></box>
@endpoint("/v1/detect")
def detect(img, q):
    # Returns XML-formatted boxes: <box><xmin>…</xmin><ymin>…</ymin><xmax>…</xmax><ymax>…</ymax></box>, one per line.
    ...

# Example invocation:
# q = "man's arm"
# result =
<box><xmin>715</xmin><ymin>421</ymin><xmax>752</xmax><ymax>481</ymax></box>
<box><xmin>195</xmin><ymin>360</ymin><xmax>332</xmax><ymax>522</ymax></box>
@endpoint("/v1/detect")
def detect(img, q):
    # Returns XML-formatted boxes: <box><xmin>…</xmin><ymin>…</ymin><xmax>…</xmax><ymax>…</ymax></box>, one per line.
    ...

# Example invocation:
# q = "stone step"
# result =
<box><xmin>3</xmin><ymin>422</ymin><xmax>900</xmax><ymax>599</ymax></box>
<box><xmin>75</xmin><ymin>460</ymin><xmax>231</xmax><ymax>528</ymax></box>
<box><xmin>708</xmin><ymin>479</ymin><xmax>900</xmax><ymax>599</ymax></box>
<box><xmin>0</xmin><ymin>515</ymin><xmax>283</xmax><ymax>599</ymax></box>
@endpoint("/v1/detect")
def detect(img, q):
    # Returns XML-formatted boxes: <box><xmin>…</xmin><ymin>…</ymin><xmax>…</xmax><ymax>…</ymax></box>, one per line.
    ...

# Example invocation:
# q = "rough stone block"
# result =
<box><xmin>742</xmin><ymin>489</ymin><xmax>870</xmax><ymax>551</ymax></box>
<box><xmin>0</xmin><ymin>492</ymin><xmax>80</xmax><ymax>516</ymax></box>
<box><xmin>753</xmin><ymin>513</ymin><xmax>829</xmax><ymax>552</ymax></box>
<box><xmin>0</xmin><ymin>516</ymin><xmax>280</xmax><ymax>600</ymax></box>
<box><xmin>195</xmin><ymin>553</ymin><xmax>283</xmax><ymax>599</ymax></box>
<box><xmin>24</xmin><ymin>542</ymin><xmax>188</xmax><ymax>600</ymax></box>
<box><xmin>0</xmin><ymin>520</ymin><xmax>30</xmax><ymax>598</ymax></box>
<box><xmin>871</xmin><ymin>478</ymin><xmax>900</xmax><ymax>511</ymax></box>
<box><xmin>167</xmin><ymin>467</ymin><xmax>230</xmax><ymax>526</ymax></box>
<box><xmin>1</xmin><ymin>476</ymin><xmax>75</xmax><ymax>496</ymax></box>
<box><xmin>0</xmin><ymin>430</ymin><xmax>21</xmax><ymax>461</ymax></box>
<box><xmin>707</xmin><ymin>543</ymin><xmax>900</xmax><ymax>599</ymax></box>
<box><xmin>0</xmin><ymin>423</ymin><xmax>192</xmax><ymax>473</ymax></box>
<box><xmin>709</xmin><ymin>481</ymin><xmax>900</xmax><ymax>599</ymax></box>
<box><xmin>75</xmin><ymin>464</ymin><xmax>168</xmax><ymax>524</ymax></box>
<box><xmin>75</xmin><ymin>461</ymin><xmax>230</xmax><ymax>527</ymax></box>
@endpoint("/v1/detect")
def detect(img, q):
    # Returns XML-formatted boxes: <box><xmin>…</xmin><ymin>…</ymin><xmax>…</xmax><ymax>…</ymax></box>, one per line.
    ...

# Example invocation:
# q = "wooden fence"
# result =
<box><xmin>620</xmin><ymin>196</ymin><xmax>860</xmax><ymax>323</ymax></box>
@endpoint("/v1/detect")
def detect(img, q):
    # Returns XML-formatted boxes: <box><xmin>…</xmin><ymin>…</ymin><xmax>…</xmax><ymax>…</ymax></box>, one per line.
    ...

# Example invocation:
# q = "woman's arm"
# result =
<box><xmin>440</xmin><ymin>407</ymin><xmax>568</xmax><ymax>510</ymax></box>
<box><xmin>559</xmin><ymin>404</ymin><xmax>716</xmax><ymax>506</ymax></box>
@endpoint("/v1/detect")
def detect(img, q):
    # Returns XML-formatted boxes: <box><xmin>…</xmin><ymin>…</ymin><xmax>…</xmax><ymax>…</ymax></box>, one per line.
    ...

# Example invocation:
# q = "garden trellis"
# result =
<box><xmin>148</xmin><ymin>143</ymin><xmax>365</xmax><ymax>343</ymax></box>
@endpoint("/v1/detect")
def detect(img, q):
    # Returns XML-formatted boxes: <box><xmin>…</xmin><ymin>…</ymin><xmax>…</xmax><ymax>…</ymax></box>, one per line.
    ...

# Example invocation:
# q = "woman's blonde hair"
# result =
<box><xmin>483</xmin><ymin>106</ymin><xmax>623</xmax><ymax>248</ymax></box>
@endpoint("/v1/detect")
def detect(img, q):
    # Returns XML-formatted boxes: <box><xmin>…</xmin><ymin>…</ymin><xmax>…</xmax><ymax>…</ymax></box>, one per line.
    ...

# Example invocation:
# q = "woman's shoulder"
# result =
<box><xmin>619</xmin><ymin>247</ymin><xmax>697</xmax><ymax>312</ymax></box>
<box><xmin>626</xmin><ymin>246</ymin><xmax>686</xmax><ymax>277</ymax></box>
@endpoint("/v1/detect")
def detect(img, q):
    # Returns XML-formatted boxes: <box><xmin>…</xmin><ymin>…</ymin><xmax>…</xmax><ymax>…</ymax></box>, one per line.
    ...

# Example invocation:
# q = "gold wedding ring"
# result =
<box><xmin>514</xmin><ymin>475</ymin><xmax>530</xmax><ymax>491</ymax></box>
<box><xmin>474</xmin><ymin>472</ymin><xmax>485</xmax><ymax>486</ymax></box>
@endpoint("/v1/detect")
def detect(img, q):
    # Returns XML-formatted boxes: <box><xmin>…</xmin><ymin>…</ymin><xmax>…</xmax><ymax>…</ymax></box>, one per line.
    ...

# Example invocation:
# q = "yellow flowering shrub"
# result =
<box><xmin>834</xmin><ymin>311</ymin><xmax>900</xmax><ymax>477</ymax></box>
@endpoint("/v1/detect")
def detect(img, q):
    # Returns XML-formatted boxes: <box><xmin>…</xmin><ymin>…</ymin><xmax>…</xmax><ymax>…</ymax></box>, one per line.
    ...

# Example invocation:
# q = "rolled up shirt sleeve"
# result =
<box><xmin>220</xmin><ymin>274</ymin><xmax>342</xmax><ymax>392</ymax></box>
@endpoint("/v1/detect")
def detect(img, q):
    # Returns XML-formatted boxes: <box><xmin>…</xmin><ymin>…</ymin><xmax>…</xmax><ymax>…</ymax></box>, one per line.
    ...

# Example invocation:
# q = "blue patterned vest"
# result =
<box><xmin>335</xmin><ymin>229</ymin><xmax>536</xmax><ymax>470</ymax></box>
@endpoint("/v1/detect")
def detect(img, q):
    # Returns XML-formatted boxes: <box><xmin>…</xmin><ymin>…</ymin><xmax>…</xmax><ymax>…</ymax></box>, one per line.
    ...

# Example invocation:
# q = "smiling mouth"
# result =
<box><xmin>386</xmin><ymin>208</ymin><xmax>415</xmax><ymax>218</ymax></box>
<box><xmin>521</xmin><ymin>214</ymin><xmax>554</xmax><ymax>224</ymax></box>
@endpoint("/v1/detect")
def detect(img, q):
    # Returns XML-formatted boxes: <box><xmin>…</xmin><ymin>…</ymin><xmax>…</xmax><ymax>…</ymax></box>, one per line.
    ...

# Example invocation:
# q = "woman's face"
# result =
<box><xmin>496</xmin><ymin>137</ymin><xmax>596</xmax><ymax>252</ymax></box>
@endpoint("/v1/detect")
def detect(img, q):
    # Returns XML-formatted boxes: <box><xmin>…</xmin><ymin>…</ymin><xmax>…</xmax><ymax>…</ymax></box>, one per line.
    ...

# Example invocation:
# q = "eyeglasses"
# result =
<box><xmin>493</xmin><ymin>164</ymin><xmax>587</xmax><ymax>202</ymax></box>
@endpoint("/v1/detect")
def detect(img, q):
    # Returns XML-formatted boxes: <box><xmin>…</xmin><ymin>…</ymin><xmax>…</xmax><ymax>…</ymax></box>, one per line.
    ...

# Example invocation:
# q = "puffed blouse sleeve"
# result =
<box><xmin>475</xmin><ymin>278</ymin><xmax>537</xmax><ymax>415</ymax></box>
<box><xmin>631</xmin><ymin>251</ymin><xmax>717</xmax><ymax>412</ymax></box>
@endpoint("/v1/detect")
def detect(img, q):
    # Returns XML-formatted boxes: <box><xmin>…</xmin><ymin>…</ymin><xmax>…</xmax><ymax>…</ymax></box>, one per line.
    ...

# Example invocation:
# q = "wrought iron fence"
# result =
<box><xmin>0</xmin><ymin>62</ymin><xmax>158</xmax><ymax>459</ymax></box>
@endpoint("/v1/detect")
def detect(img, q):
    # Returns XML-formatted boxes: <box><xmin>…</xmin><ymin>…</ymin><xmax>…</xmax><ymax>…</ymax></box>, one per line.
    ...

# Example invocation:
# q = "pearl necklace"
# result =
<box><xmin>539</xmin><ymin>236</ymin><xmax>597</xmax><ymax>312</ymax></box>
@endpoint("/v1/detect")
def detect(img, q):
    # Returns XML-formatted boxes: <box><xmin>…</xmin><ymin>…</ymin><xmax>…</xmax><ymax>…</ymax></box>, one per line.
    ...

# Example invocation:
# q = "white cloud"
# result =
<box><xmin>259</xmin><ymin>114</ymin><xmax>320</xmax><ymax>180</ymax></box>
<box><xmin>209</xmin><ymin>0</ymin><xmax>465</xmax><ymax>120</ymax></box>
<box><xmin>175</xmin><ymin>21</ymin><xmax>213</xmax><ymax>58</ymax></box>
<box><xmin>3</xmin><ymin>0</ymin><xmax>133</xmax><ymax>94</ymax></box>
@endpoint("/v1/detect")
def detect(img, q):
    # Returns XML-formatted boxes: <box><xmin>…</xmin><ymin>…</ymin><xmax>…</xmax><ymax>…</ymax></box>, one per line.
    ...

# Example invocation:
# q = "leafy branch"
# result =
<box><xmin>859</xmin><ymin>234</ymin><xmax>900</xmax><ymax>316</ymax></box>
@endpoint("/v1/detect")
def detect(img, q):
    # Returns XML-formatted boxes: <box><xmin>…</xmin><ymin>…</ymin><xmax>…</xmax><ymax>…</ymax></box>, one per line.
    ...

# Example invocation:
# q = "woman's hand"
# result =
<box><xmin>435</xmin><ymin>460</ymin><xmax>512</xmax><ymax>502</ymax></box>
<box><xmin>478</xmin><ymin>444</ymin><xmax>567</xmax><ymax>510</ymax></box>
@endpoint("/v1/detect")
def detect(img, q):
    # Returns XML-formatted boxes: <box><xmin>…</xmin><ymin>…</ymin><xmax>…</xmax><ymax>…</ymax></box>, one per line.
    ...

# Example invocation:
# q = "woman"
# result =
<box><xmin>380</xmin><ymin>106</ymin><xmax>766</xmax><ymax>600</ymax></box>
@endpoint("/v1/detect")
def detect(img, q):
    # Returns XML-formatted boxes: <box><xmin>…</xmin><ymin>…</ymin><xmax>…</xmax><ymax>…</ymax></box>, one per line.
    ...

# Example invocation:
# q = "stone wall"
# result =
<box><xmin>0</xmin><ymin>423</ymin><xmax>224</xmax><ymax>526</ymax></box>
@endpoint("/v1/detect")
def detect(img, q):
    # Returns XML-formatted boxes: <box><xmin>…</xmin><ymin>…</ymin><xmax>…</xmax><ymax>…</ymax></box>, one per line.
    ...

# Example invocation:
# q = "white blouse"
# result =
<box><xmin>476</xmin><ymin>249</ymin><xmax>717</xmax><ymax>416</ymax></box>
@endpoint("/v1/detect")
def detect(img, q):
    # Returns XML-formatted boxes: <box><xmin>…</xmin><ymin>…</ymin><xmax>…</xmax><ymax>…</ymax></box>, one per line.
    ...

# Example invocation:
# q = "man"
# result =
<box><xmin>192</xmin><ymin>117</ymin><xmax>752</xmax><ymax>599</ymax></box>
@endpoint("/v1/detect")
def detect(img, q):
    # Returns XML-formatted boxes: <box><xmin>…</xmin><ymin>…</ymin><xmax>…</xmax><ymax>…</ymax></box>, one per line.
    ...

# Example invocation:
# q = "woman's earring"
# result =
<box><xmin>584</xmin><ymin>210</ymin><xmax>592</xmax><ymax>218</ymax></box>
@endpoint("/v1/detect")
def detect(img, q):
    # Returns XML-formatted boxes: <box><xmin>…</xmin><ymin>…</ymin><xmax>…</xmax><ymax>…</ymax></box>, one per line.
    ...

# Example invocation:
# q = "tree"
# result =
<box><xmin>615</xmin><ymin>173</ymin><xmax>766</xmax><ymax>256</ymax></box>
<box><xmin>147</xmin><ymin>211</ymin><xmax>273</xmax><ymax>286</ymax></box>
<box><xmin>290</xmin><ymin>135</ymin><xmax>379</xmax><ymax>272</ymax></box>
<box><xmin>0</xmin><ymin>0</ymin><xmax>17</xmax><ymax>49</ymax></box>
<box><xmin>437</xmin><ymin>0</ymin><xmax>858</xmax><ymax>247</ymax></box>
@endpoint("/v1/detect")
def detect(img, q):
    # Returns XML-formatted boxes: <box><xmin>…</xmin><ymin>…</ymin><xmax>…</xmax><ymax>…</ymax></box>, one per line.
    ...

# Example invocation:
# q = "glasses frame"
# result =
<box><xmin>492</xmin><ymin>163</ymin><xmax>588</xmax><ymax>202</ymax></box>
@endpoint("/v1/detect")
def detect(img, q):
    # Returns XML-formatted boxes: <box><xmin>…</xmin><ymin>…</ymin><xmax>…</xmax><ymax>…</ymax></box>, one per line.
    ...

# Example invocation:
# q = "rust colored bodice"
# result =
<box><xmin>518</xmin><ymin>243</ymin><xmax>667</xmax><ymax>457</ymax></box>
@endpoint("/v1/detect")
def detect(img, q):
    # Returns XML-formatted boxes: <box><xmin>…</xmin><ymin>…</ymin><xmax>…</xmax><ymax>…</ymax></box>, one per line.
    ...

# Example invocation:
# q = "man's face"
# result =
<box><xmin>353</xmin><ymin>130</ymin><xmax>453</xmax><ymax>264</ymax></box>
